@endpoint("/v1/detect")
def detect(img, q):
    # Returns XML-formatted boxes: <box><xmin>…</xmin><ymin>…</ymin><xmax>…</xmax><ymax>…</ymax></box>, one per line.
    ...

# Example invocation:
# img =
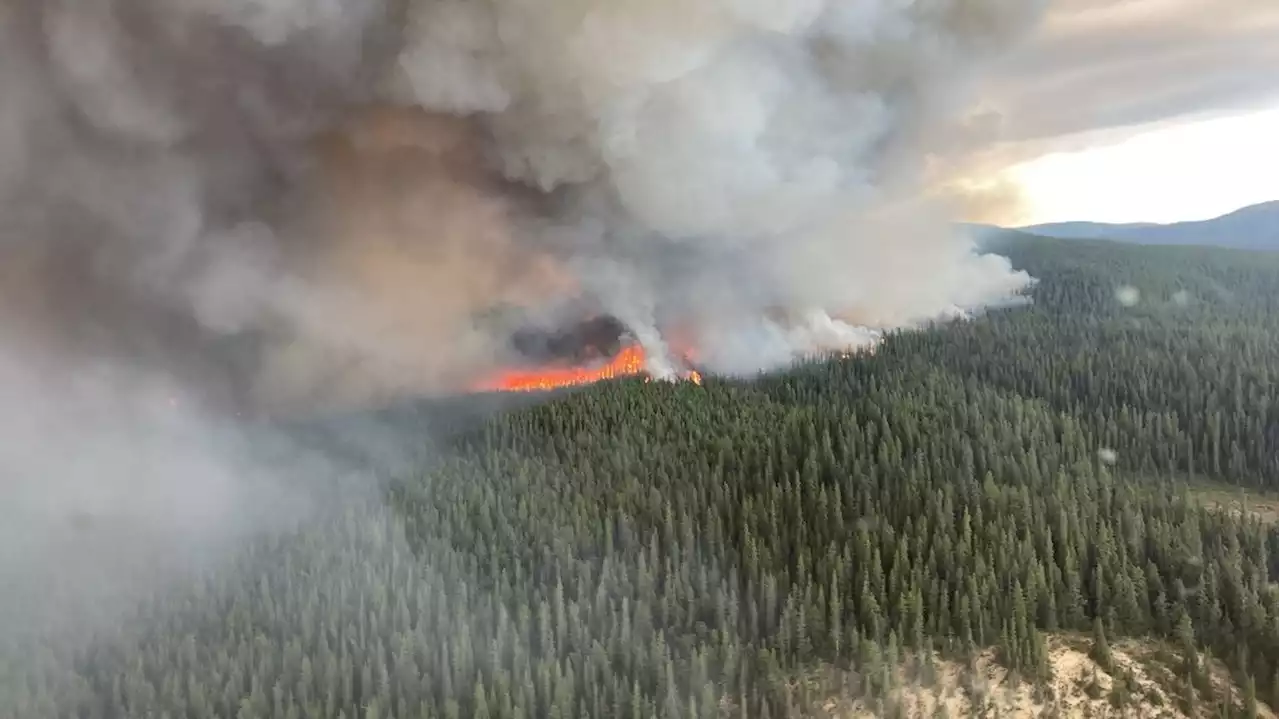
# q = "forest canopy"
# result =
<box><xmin>3</xmin><ymin>234</ymin><xmax>1277</xmax><ymax>718</ymax></box>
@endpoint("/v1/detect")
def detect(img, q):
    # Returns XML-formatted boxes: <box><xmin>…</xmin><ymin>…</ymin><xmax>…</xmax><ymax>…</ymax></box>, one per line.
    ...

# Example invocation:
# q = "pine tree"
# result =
<box><xmin>1090</xmin><ymin>617</ymin><xmax>1113</xmax><ymax>673</ymax></box>
<box><xmin>1243</xmin><ymin>675</ymin><xmax>1258</xmax><ymax>719</ymax></box>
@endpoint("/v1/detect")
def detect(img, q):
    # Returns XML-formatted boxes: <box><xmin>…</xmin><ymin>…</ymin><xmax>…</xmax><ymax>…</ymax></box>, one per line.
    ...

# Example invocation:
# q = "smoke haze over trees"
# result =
<box><xmin>3</xmin><ymin>231</ymin><xmax>1276</xmax><ymax>718</ymax></box>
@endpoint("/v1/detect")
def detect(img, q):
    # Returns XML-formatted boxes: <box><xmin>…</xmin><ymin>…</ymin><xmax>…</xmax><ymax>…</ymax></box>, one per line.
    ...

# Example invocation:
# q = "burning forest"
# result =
<box><xmin>473</xmin><ymin>314</ymin><xmax>704</xmax><ymax>393</ymax></box>
<box><xmin>0</xmin><ymin>0</ymin><xmax>1041</xmax><ymax>416</ymax></box>
<box><xmin>473</xmin><ymin>343</ymin><xmax>703</xmax><ymax>393</ymax></box>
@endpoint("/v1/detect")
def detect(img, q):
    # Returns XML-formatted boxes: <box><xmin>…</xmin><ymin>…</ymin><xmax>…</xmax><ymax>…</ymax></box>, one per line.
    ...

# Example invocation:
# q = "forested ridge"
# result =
<box><xmin>3</xmin><ymin>236</ymin><xmax>1276</xmax><ymax>718</ymax></box>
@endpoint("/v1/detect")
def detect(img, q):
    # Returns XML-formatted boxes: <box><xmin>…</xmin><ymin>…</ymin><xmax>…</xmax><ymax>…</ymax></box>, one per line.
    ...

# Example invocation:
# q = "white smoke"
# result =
<box><xmin>391</xmin><ymin>0</ymin><xmax>1042</xmax><ymax>372</ymax></box>
<box><xmin>0</xmin><ymin>350</ymin><xmax>321</xmax><ymax>643</ymax></box>
<box><xmin>696</xmin><ymin>310</ymin><xmax>883</xmax><ymax>377</ymax></box>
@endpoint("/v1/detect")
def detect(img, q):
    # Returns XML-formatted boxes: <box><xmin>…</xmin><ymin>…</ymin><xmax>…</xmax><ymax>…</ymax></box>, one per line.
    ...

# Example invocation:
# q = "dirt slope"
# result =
<box><xmin>788</xmin><ymin>635</ymin><xmax>1273</xmax><ymax>718</ymax></box>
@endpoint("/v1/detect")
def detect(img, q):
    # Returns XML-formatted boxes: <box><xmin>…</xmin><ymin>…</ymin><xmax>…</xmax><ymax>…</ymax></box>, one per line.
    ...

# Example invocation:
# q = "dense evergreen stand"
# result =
<box><xmin>3</xmin><ymin>236</ymin><xmax>1276</xmax><ymax>718</ymax></box>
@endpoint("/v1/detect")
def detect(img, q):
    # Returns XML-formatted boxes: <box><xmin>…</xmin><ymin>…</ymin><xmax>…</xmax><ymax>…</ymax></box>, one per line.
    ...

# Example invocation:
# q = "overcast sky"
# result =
<box><xmin>961</xmin><ymin>0</ymin><xmax>1277</xmax><ymax>224</ymax></box>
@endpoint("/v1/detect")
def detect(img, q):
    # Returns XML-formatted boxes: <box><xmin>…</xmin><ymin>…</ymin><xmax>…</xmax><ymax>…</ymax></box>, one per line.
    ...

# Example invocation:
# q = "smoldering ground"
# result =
<box><xmin>0</xmin><ymin>0</ymin><xmax>1047</xmax><ymax>687</ymax></box>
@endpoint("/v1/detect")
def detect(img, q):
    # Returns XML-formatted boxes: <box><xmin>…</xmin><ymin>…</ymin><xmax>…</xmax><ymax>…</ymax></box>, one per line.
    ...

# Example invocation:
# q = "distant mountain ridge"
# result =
<box><xmin>1005</xmin><ymin>201</ymin><xmax>1278</xmax><ymax>251</ymax></box>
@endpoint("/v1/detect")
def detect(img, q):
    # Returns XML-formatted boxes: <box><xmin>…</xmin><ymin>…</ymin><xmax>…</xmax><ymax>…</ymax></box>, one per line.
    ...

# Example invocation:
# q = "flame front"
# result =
<box><xmin>474</xmin><ymin>343</ymin><xmax>701</xmax><ymax>393</ymax></box>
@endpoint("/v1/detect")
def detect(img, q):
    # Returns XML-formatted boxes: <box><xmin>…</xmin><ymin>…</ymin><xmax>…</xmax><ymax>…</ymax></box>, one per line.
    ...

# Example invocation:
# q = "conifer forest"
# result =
<box><xmin>4</xmin><ymin>234</ymin><xmax>1277</xmax><ymax>718</ymax></box>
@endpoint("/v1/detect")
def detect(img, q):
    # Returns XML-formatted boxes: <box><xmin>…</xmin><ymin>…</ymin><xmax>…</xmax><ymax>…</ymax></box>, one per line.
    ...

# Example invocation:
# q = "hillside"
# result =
<box><xmin>819</xmin><ymin>636</ymin><xmax>1279</xmax><ymax>718</ymax></box>
<box><xmin>2</xmin><ymin>237</ymin><xmax>1276</xmax><ymax>718</ymax></box>
<box><xmin>1013</xmin><ymin>201</ymin><xmax>1279</xmax><ymax>251</ymax></box>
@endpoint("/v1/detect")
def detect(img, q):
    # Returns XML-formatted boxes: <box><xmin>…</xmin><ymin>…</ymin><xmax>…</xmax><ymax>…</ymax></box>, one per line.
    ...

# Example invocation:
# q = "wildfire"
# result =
<box><xmin>474</xmin><ymin>343</ymin><xmax>702</xmax><ymax>393</ymax></box>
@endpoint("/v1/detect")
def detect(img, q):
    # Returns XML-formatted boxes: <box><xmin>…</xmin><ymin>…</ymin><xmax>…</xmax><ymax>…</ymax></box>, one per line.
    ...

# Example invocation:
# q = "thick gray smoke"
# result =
<box><xmin>399</xmin><ymin>0</ymin><xmax>1043</xmax><ymax>380</ymax></box>
<box><xmin>0</xmin><ymin>0</ymin><xmax>1041</xmax><ymax>416</ymax></box>
<box><xmin>0</xmin><ymin>0</ymin><xmax>1046</xmax><ymax>676</ymax></box>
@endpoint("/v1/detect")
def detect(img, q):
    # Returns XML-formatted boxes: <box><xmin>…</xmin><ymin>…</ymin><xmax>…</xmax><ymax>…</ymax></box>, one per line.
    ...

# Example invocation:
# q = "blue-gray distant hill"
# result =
<box><xmin>1007</xmin><ymin>201</ymin><xmax>1278</xmax><ymax>251</ymax></box>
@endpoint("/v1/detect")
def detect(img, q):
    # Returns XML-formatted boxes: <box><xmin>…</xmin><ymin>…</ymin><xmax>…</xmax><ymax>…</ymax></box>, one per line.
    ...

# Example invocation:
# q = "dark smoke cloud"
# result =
<box><xmin>509</xmin><ymin>314</ymin><xmax>628</xmax><ymax>366</ymax></box>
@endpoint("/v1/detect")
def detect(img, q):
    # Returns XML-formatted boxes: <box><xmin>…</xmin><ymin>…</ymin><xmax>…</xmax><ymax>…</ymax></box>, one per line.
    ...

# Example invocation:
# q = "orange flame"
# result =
<box><xmin>474</xmin><ymin>343</ymin><xmax>701</xmax><ymax>393</ymax></box>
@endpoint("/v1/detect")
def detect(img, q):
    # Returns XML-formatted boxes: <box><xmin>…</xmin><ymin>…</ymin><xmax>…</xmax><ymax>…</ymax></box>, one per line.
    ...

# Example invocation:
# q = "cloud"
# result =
<box><xmin>926</xmin><ymin>0</ymin><xmax>1277</xmax><ymax>222</ymax></box>
<box><xmin>990</xmin><ymin>0</ymin><xmax>1277</xmax><ymax>141</ymax></box>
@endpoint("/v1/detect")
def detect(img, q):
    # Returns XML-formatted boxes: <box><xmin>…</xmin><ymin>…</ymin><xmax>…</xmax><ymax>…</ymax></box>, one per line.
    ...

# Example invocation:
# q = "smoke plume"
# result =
<box><xmin>0</xmin><ymin>0</ymin><xmax>1050</xmax><ymax>676</ymax></box>
<box><xmin>0</xmin><ymin>0</ymin><xmax>1043</xmax><ymax>416</ymax></box>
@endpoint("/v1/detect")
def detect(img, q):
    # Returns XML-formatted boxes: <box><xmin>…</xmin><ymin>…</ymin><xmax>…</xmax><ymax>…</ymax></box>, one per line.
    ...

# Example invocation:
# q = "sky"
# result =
<box><xmin>961</xmin><ymin>0</ymin><xmax>1278</xmax><ymax>226</ymax></box>
<box><xmin>1008</xmin><ymin>109</ymin><xmax>1279</xmax><ymax>225</ymax></box>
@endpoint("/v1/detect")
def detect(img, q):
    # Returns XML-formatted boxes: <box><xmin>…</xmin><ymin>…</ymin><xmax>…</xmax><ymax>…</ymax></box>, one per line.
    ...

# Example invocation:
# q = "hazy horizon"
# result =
<box><xmin>1007</xmin><ymin>198</ymin><xmax>1278</xmax><ymax>229</ymax></box>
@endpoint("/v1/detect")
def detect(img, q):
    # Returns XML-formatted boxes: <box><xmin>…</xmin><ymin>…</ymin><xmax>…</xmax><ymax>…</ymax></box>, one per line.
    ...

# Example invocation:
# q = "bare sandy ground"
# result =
<box><xmin>780</xmin><ymin>634</ymin><xmax>1274</xmax><ymax>718</ymax></box>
